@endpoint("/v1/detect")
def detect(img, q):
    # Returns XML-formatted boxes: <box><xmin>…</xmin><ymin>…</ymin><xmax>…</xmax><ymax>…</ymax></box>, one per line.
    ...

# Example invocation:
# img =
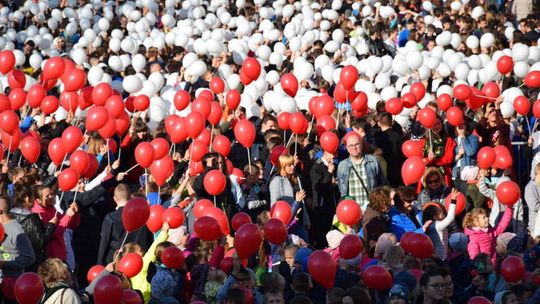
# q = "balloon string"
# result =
<box><xmin>294</xmin><ymin>134</ymin><xmax>298</xmax><ymax>157</ymax></box>
<box><xmin>72</xmin><ymin>189</ymin><xmax>78</xmax><ymax>205</ymax></box>
<box><xmin>113</xmin><ymin>232</ymin><xmax>130</xmax><ymax>265</ymax></box>
<box><xmin>337</xmin><ymin>106</ymin><xmax>342</xmax><ymax>131</ymax></box>
<box><xmin>526</xmin><ymin>117</ymin><xmax>532</xmax><ymax>135</ymax></box>
<box><xmin>58</xmin><ymin>191</ymin><xmax>65</xmax><ymax>206</ymax></box>
<box><xmin>209</xmin><ymin>125</ymin><xmax>214</xmax><ymax>152</ymax></box>
<box><xmin>213</xmin><ymin>195</ymin><xmax>216</xmax><ymax>207</ymax></box>
<box><xmin>57</xmin><ymin>154</ymin><xmax>68</xmax><ymax>174</ymax></box>
<box><xmin>305</xmin><ymin>116</ymin><xmax>315</xmax><ymax>143</ymax></box>
<box><xmin>17</xmin><ymin>154</ymin><xmax>22</xmax><ymax>167</ymax></box>
<box><xmin>124</xmin><ymin>163</ymin><xmax>139</xmax><ymax>174</ymax></box>
<box><xmin>285</xmin><ymin>132</ymin><xmax>295</xmax><ymax>150</ymax></box>
<box><xmin>283</xmin><ymin>130</ymin><xmax>286</xmax><ymax>144</ymax></box>
<box><xmin>473</xmin><ymin>94</ymin><xmax>498</xmax><ymax>101</ymax></box>
<box><xmin>6</xmin><ymin>136</ymin><xmax>12</xmax><ymax>165</ymax></box>
<box><xmin>158</xmin><ymin>186</ymin><xmax>161</xmax><ymax>205</ymax></box>
<box><xmin>106</xmin><ymin>139</ymin><xmax>110</xmax><ymax>168</ymax></box>
<box><xmin>145</xmin><ymin>169</ymin><xmax>148</xmax><ymax>198</ymax></box>
<box><xmin>118</xmin><ymin>146</ymin><xmax>122</xmax><ymax>163</ymax></box>
<box><xmin>428</xmin><ymin>129</ymin><xmax>433</xmax><ymax>153</ymax></box>
<box><xmin>247</xmin><ymin>147</ymin><xmax>252</xmax><ymax>174</ymax></box>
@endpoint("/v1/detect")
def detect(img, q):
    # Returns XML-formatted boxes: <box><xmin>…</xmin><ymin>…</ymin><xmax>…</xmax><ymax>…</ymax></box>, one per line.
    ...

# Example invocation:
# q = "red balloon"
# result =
<box><xmin>477</xmin><ymin>147</ymin><xmax>495</xmax><ymax>169</ymax></box>
<box><xmin>122</xmin><ymin>198</ymin><xmax>150</xmax><ymax>232</ymax></box>
<box><xmin>466</xmin><ymin>87</ymin><xmax>486</xmax><ymax>110</ymax></box>
<box><xmin>186</xmin><ymin>111</ymin><xmax>206</xmax><ymax>139</ymax></box>
<box><xmin>467</xmin><ymin>296</ymin><xmax>492</xmax><ymax>304</ymax></box>
<box><xmin>161</xmin><ymin>246</ymin><xmax>185</xmax><ymax>269</ymax></box>
<box><xmin>151</xmin><ymin>138</ymin><xmax>170</xmax><ymax>160</ymax></box>
<box><xmin>194</xmin><ymin>199</ymin><xmax>213</xmax><ymax>218</ymax></box>
<box><xmin>59</xmin><ymin>91</ymin><xmax>78</xmax><ymax>113</ymax></box>
<box><xmin>385</xmin><ymin>98</ymin><xmax>403</xmax><ymax>115</ymax></box>
<box><xmin>289</xmin><ymin>113</ymin><xmax>308</xmax><ymax>135</ymax></box>
<box><xmin>351</xmin><ymin>92</ymin><xmax>368</xmax><ymax>113</ymax></box>
<box><xmin>118</xmin><ymin>253</ymin><xmax>143</xmax><ymax>278</ymax></box>
<box><xmin>225</xmin><ymin>89</ymin><xmax>241</xmax><ymax>110</ymax></box>
<box><xmin>93</xmin><ymin>275</ymin><xmax>123</xmax><ymax>304</ymax></box>
<box><xmin>402</xmin><ymin>156</ymin><xmax>426</xmax><ymax>186</ymax></box>
<box><xmin>135</xmin><ymin>142</ymin><xmax>155</xmax><ymax>168</ymax></box>
<box><xmin>150</xmin><ymin>156</ymin><xmax>174</xmax><ymax>187</ymax></box>
<box><xmin>263</xmin><ymin>218</ymin><xmax>287</xmax><ymax>245</ymax></box>
<box><xmin>83</xmin><ymin>153</ymin><xmax>99</xmax><ymax>179</ymax></box>
<box><xmin>162</xmin><ymin>207</ymin><xmax>185</xmax><ymax>229</ymax></box>
<box><xmin>220</xmin><ymin>257</ymin><xmax>234</xmax><ymax>274</ymax></box>
<box><xmin>85</xmin><ymin>106</ymin><xmax>108</xmax><ymax>131</ymax></box>
<box><xmin>514</xmin><ymin>96</ymin><xmax>530</xmax><ymax>116</ymax></box>
<box><xmin>312</xmin><ymin>95</ymin><xmax>334</xmax><ymax>119</ymax></box>
<box><xmin>69</xmin><ymin>150</ymin><xmax>90</xmax><ymax>174</ymax></box>
<box><xmin>42</xmin><ymin>78</ymin><xmax>58</xmax><ymax>91</ymax></box>
<box><xmin>275</xmin><ymin>112</ymin><xmax>290</xmax><ymax>131</ymax></box>
<box><xmin>7</xmin><ymin>70</ymin><xmax>25</xmax><ymax>89</ymax></box>
<box><xmin>400</xmin><ymin>231</ymin><xmax>415</xmax><ymax>252</ymax></box>
<box><xmin>235</xmin><ymin>223</ymin><xmax>263</xmax><ymax>259</ymax></box>
<box><xmin>242</xmin><ymin>57</ymin><xmax>261</xmax><ymax>80</ymax></box>
<box><xmin>417</xmin><ymin>107</ymin><xmax>436</xmax><ymax>129</ymax></box>
<box><xmin>63</xmin><ymin>68</ymin><xmax>86</xmax><ymax>92</ymax></box>
<box><xmin>48</xmin><ymin>138</ymin><xmax>65</xmax><ymax>166</ymax></box>
<box><xmin>232</xmin><ymin>212</ymin><xmax>252</xmax><ymax>231</ymax></box>
<box><xmin>525</xmin><ymin>71</ymin><xmax>540</xmax><ymax>88</ymax></box>
<box><xmin>0</xmin><ymin>223</ymin><xmax>4</xmax><ymax>243</ymax></box>
<box><xmin>189</xmin><ymin>160</ymin><xmax>204</xmax><ymax>176</ymax></box>
<box><xmin>210</xmin><ymin>77</ymin><xmax>225</xmax><ymax>94</ymax></box>
<box><xmin>115</xmin><ymin>111</ymin><xmax>130</xmax><ymax>136</ymax></box>
<box><xmin>339</xmin><ymin>235</ymin><xmax>363</xmax><ymax>259</ymax></box>
<box><xmin>234</xmin><ymin>119</ymin><xmax>256</xmax><ymax>148</ymax></box>
<box><xmin>333</xmin><ymin>82</ymin><xmax>350</xmax><ymax>103</ymax></box>
<box><xmin>493</xmin><ymin>145</ymin><xmax>512</xmax><ymax>169</ymax></box>
<box><xmin>281</xmin><ymin>73</ymin><xmax>299</xmax><ymax>97</ymax></box>
<box><xmin>198</xmin><ymin>90</ymin><xmax>214</xmax><ymax>102</ymax></box>
<box><xmin>407</xmin><ymin>233</ymin><xmax>434</xmax><ymax>258</ymax></box>
<box><xmin>533</xmin><ymin>100</ymin><xmax>540</xmax><ymax>119</ymax></box>
<box><xmin>2</xmin><ymin>129</ymin><xmax>21</xmax><ymax>152</ymax></box>
<box><xmin>122</xmin><ymin>289</ymin><xmax>142</xmax><ymax>304</ymax></box>
<box><xmin>62</xmin><ymin>126</ymin><xmax>83</xmax><ymax>154</ymax></box>
<box><xmin>444</xmin><ymin>192</ymin><xmax>466</xmax><ymax>215</ymax></box>
<box><xmin>87</xmin><ymin>265</ymin><xmax>105</xmax><ymax>283</ymax></box>
<box><xmin>308</xmin><ymin>251</ymin><xmax>336</xmax><ymax>289</ymax></box>
<box><xmin>402</xmin><ymin>139</ymin><xmax>423</xmax><ymax>158</ymax></box>
<box><xmin>173</xmin><ymin>90</ymin><xmax>190</xmax><ymax>111</ymax></box>
<box><xmin>14</xmin><ymin>272</ymin><xmax>44</xmax><ymax>304</ymax></box>
<box><xmin>165</xmin><ymin>115</ymin><xmax>187</xmax><ymax>144</ymax></box>
<box><xmin>240</xmin><ymin>67</ymin><xmax>253</xmax><ymax>85</ymax></box>
<box><xmin>446</xmin><ymin>106</ymin><xmax>464</xmax><ymax>127</ymax></box>
<box><xmin>496</xmin><ymin>181</ymin><xmax>521</xmax><ymax>206</ymax></box>
<box><xmin>316</xmin><ymin>115</ymin><xmax>336</xmax><ymax>136</ymax></box>
<box><xmin>192</xmin><ymin>97</ymin><xmax>211</xmax><ymax>119</ymax></box>
<box><xmin>58</xmin><ymin>168</ymin><xmax>79</xmax><ymax>192</ymax></box>
<box><xmin>362</xmin><ymin>265</ymin><xmax>393</xmax><ymax>290</ymax></box>
<box><xmin>8</xmin><ymin>88</ymin><xmax>26</xmax><ymax>111</ymax></box>
<box><xmin>92</xmin><ymin>83</ymin><xmax>113</xmax><ymax>106</ymax></box>
<box><xmin>27</xmin><ymin>84</ymin><xmax>47</xmax><ymax>108</ymax></box>
<box><xmin>453</xmin><ymin>84</ymin><xmax>472</xmax><ymax>101</ymax></box>
<box><xmin>212</xmin><ymin>135</ymin><xmax>231</xmax><ymax>157</ymax></box>
<box><xmin>0</xmin><ymin>50</ymin><xmax>15</xmax><ymax>74</ymax></box>
<box><xmin>410</xmin><ymin>82</ymin><xmax>426</xmax><ymax>101</ymax></box>
<box><xmin>407</xmin><ymin>269</ymin><xmax>424</xmax><ymax>281</ymax></box>
<box><xmin>0</xmin><ymin>94</ymin><xmax>9</xmax><ymax>112</ymax></box>
<box><xmin>500</xmin><ymin>256</ymin><xmax>525</xmax><ymax>283</ymax></box>
<box><xmin>208</xmin><ymin>102</ymin><xmax>223</xmax><ymax>126</ymax></box>
<box><xmin>43</xmin><ymin>57</ymin><xmax>65</xmax><ymax>80</ymax></box>
<box><xmin>401</xmin><ymin>92</ymin><xmax>418</xmax><ymax>108</ymax></box>
<box><xmin>336</xmin><ymin>199</ymin><xmax>362</xmax><ymax>226</ymax></box>
<box><xmin>436</xmin><ymin>93</ymin><xmax>453</xmax><ymax>111</ymax></box>
<box><xmin>196</xmin><ymin>128</ymin><xmax>212</xmax><ymax>146</ymax></box>
<box><xmin>40</xmin><ymin>95</ymin><xmax>59</xmax><ymax>115</ymax></box>
<box><xmin>271</xmin><ymin>201</ymin><xmax>293</xmax><ymax>225</ymax></box>
<box><xmin>146</xmin><ymin>205</ymin><xmax>165</xmax><ymax>233</ymax></box>
<box><xmin>190</xmin><ymin>140</ymin><xmax>209</xmax><ymax>162</ymax></box>
<box><xmin>104</xmin><ymin>95</ymin><xmax>125</xmax><ymax>118</ymax></box>
<box><xmin>320</xmin><ymin>131</ymin><xmax>339</xmax><ymax>155</ymax></box>
<box><xmin>194</xmin><ymin>216</ymin><xmax>223</xmax><ymax>241</ymax></box>
<box><xmin>132</xmin><ymin>95</ymin><xmax>150</xmax><ymax>112</ymax></box>
<box><xmin>481</xmin><ymin>82</ymin><xmax>500</xmax><ymax>99</ymax></box>
<box><xmin>340</xmin><ymin>65</ymin><xmax>358</xmax><ymax>90</ymax></box>
<box><xmin>497</xmin><ymin>55</ymin><xmax>513</xmax><ymax>75</ymax></box>
<box><xmin>204</xmin><ymin>170</ymin><xmax>227</xmax><ymax>195</ymax></box>
<box><xmin>0</xmin><ymin>110</ymin><xmax>19</xmax><ymax>134</ymax></box>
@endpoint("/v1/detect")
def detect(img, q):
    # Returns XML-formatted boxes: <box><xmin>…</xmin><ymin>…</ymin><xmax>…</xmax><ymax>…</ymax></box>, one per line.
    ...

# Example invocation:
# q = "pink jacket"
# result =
<box><xmin>31</xmin><ymin>203</ymin><xmax>80</xmax><ymax>261</ymax></box>
<box><xmin>464</xmin><ymin>207</ymin><xmax>513</xmax><ymax>264</ymax></box>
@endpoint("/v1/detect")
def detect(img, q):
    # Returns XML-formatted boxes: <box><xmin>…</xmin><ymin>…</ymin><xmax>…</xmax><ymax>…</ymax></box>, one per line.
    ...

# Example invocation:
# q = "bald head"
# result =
<box><xmin>345</xmin><ymin>133</ymin><xmax>363</xmax><ymax>159</ymax></box>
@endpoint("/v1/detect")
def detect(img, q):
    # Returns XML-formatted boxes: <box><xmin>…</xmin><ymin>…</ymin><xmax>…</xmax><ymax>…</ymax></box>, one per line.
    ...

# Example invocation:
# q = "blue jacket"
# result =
<box><xmin>388</xmin><ymin>206</ymin><xmax>423</xmax><ymax>240</ymax></box>
<box><xmin>452</xmin><ymin>135</ymin><xmax>479</xmax><ymax>178</ymax></box>
<box><xmin>337</xmin><ymin>154</ymin><xmax>386</xmax><ymax>198</ymax></box>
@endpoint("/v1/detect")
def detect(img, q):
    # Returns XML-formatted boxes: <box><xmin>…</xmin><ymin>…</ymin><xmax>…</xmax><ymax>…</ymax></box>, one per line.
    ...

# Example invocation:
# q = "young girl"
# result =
<box><xmin>463</xmin><ymin>206</ymin><xmax>513</xmax><ymax>264</ymax></box>
<box><xmin>423</xmin><ymin>188</ymin><xmax>458</xmax><ymax>260</ymax></box>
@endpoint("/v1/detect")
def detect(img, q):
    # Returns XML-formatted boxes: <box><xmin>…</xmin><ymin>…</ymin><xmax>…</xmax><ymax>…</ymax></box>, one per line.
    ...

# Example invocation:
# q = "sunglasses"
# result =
<box><xmin>427</xmin><ymin>179</ymin><xmax>440</xmax><ymax>184</ymax></box>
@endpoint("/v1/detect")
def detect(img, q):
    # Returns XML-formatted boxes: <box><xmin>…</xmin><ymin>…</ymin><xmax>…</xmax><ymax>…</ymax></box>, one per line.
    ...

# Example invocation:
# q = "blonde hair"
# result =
<box><xmin>278</xmin><ymin>154</ymin><xmax>294</xmax><ymax>175</ymax></box>
<box><xmin>463</xmin><ymin>208</ymin><xmax>487</xmax><ymax>228</ymax></box>
<box><xmin>383</xmin><ymin>245</ymin><xmax>405</xmax><ymax>268</ymax></box>
<box><xmin>87</xmin><ymin>134</ymin><xmax>105</xmax><ymax>155</ymax></box>
<box><xmin>38</xmin><ymin>258</ymin><xmax>70</xmax><ymax>286</ymax></box>
<box><xmin>422</xmin><ymin>167</ymin><xmax>445</xmax><ymax>188</ymax></box>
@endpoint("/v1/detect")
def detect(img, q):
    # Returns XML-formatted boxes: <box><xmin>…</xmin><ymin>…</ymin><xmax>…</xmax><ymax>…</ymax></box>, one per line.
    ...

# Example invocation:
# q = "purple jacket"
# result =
<box><xmin>464</xmin><ymin>207</ymin><xmax>513</xmax><ymax>264</ymax></box>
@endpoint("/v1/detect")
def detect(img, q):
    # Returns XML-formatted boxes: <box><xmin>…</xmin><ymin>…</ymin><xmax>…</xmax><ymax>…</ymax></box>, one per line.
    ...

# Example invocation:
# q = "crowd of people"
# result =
<box><xmin>0</xmin><ymin>0</ymin><xmax>539</xmax><ymax>303</ymax></box>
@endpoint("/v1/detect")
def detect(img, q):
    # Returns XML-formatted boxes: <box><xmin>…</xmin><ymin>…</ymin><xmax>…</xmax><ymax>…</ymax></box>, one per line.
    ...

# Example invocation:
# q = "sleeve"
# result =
<box><xmin>142</xmin><ymin>230</ymin><xmax>169</xmax><ymax>267</ymax></box>
<box><xmin>268</xmin><ymin>178</ymin><xmax>282</xmax><ymax>206</ymax></box>
<box><xmin>465</xmin><ymin>230</ymin><xmax>481</xmax><ymax>259</ymax></box>
<box><xmin>84</xmin><ymin>170</ymin><xmax>109</xmax><ymax>190</ymax></box>
<box><xmin>436</xmin><ymin>201</ymin><xmax>456</xmax><ymax>231</ymax></box>
<box><xmin>462</xmin><ymin>135</ymin><xmax>479</xmax><ymax>156</ymax></box>
<box><xmin>19</xmin><ymin>116</ymin><xmax>33</xmax><ymax>133</ymax></box>
<box><xmin>2</xmin><ymin>232</ymin><xmax>35</xmax><ymax>271</ymax></box>
<box><xmin>376</xmin><ymin>159</ymin><xmax>388</xmax><ymax>186</ymax></box>
<box><xmin>477</xmin><ymin>177</ymin><xmax>496</xmax><ymax>200</ymax></box>
<box><xmin>97</xmin><ymin>216</ymin><xmax>112</xmax><ymax>265</ymax></box>
<box><xmin>390</xmin><ymin>216</ymin><xmax>406</xmax><ymax>240</ymax></box>
<box><xmin>434</xmin><ymin>138</ymin><xmax>456</xmax><ymax>166</ymax></box>
<box><xmin>493</xmin><ymin>207</ymin><xmax>513</xmax><ymax>237</ymax></box>
<box><xmin>524</xmin><ymin>183</ymin><xmax>540</xmax><ymax>212</ymax></box>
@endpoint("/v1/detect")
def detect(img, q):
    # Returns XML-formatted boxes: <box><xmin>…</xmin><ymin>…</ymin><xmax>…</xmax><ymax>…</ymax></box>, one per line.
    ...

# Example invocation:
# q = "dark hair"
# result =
<box><xmin>420</xmin><ymin>269</ymin><xmax>443</xmax><ymax>287</ymax></box>
<box><xmin>423</xmin><ymin>205</ymin><xmax>443</xmax><ymax>223</ymax></box>
<box><xmin>394</xmin><ymin>186</ymin><xmax>417</xmax><ymax>209</ymax></box>
<box><xmin>289</xmin><ymin>295</ymin><xmax>313</xmax><ymax>304</ymax></box>
<box><xmin>343</xmin><ymin>286</ymin><xmax>370</xmax><ymax>303</ymax></box>
<box><xmin>378</xmin><ymin>112</ymin><xmax>393</xmax><ymax>127</ymax></box>
<box><xmin>292</xmin><ymin>272</ymin><xmax>310</xmax><ymax>293</ymax></box>
<box><xmin>224</xmin><ymin>288</ymin><xmax>245</xmax><ymax>304</ymax></box>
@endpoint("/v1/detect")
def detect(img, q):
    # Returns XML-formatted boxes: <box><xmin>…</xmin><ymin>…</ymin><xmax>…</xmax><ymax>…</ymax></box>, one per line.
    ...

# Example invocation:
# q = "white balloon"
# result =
<box><xmin>108</xmin><ymin>56</ymin><xmax>123</xmax><ymax>72</ymax></box>
<box><xmin>394</xmin><ymin>115</ymin><xmax>410</xmax><ymax>129</ymax></box>
<box><xmin>132</xmin><ymin>54</ymin><xmax>146</xmax><ymax>73</ymax></box>
<box><xmin>321</xmin><ymin>65</ymin><xmax>334</xmax><ymax>83</ymax></box>
<box><xmin>374</xmin><ymin>74</ymin><xmax>390</xmax><ymax>89</ymax></box>
<box><xmin>392</xmin><ymin>58</ymin><xmax>410</xmax><ymax>76</ymax></box>
<box><xmin>407</xmin><ymin>51</ymin><xmax>423</xmax><ymax>70</ymax></box>
<box><xmin>280</xmin><ymin>95</ymin><xmax>297</xmax><ymax>113</ymax></box>
<box><xmin>512</xmin><ymin>43</ymin><xmax>529</xmax><ymax>62</ymax></box>
<box><xmin>227</xmin><ymin>74</ymin><xmax>241</xmax><ymax>90</ymax></box>
<box><xmin>466</xmin><ymin>35</ymin><xmax>479</xmax><ymax>49</ymax></box>
<box><xmin>500</xmin><ymin>101</ymin><xmax>514</xmax><ymax>118</ymax></box>
<box><xmin>186</xmin><ymin>60</ymin><xmax>207</xmax><ymax>78</ymax></box>
<box><xmin>149</xmin><ymin>72</ymin><xmax>164</xmax><ymax>91</ymax></box>
<box><xmin>380</xmin><ymin>86</ymin><xmax>398</xmax><ymax>101</ymax></box>
<box><xmin>98</xmin><ymin>18</ymin><xmax>110</xmax><ymax>32</ymax></box>
<box><xmin>454</xmin><ymin>63</ymin><xmax>470</xmax><ymax>80</ymax></box>
<box><xmin>436</xmin><ymin>84</ymin><xmax>453</xmax><ymax>97</ymax></box>
<box><xmin>87</xmin><ymin>66</ymin><xmax>104</xmax><ymax>85</ymax></box>
<box><xmin>367</xmin><ymin>93</ymin><xmax>381</xmax><ymax>110</ymax></box>
<box><xmin>513</xmin><ymin>61</ymin><xmax>530</xmax><ymax>78</ymax></box>
<box><xmin>139</xmin><ymin>80</ymin><xmax>157</xmax><ymax>97</ymax></box>
<box><xmin>29</xmin><ymin>54</ymin><xmax>42</xmax><ymax>70</ymax></box>
<box><xmin>480</xmin><ymin>33</ymin><xmax>495</xmax><ymax>48</ymax></box>
<box><xmin>123</xmin><ymin>75</ymin><xmax>142</xmax><ymax>93</ymax></box>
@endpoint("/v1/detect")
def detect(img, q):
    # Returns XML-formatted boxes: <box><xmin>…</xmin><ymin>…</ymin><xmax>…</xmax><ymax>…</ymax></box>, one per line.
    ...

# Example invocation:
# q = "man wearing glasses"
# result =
<box><xmin>337</xmin><ymin>133</ymin><xmax>386</xmax><ymax>211</ymax></box>
<box><xmin>420</xmin><ymin>269</ymin><xmax>446</xmax><ymax>304</ymax></box>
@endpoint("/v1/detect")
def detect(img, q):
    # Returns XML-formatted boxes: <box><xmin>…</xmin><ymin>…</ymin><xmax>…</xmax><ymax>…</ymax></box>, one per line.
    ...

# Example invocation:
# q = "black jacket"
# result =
<box><xmin>309</xmin><ymin>159</ymin><xmax>338</xmax><ymax>209</ymax></box>
<box><xmin>10</xmin><ymin>209</ymin><xmax>55</xmax><ymax>270</ymax></box>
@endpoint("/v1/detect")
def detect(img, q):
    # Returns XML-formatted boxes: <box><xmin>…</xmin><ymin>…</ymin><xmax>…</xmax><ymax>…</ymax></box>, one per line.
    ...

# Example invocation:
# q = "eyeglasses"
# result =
<box><xmin>427</xmin><ymin>179</ymin><xmax>440</xmax><ymax>184</ymax></box>
<box><xmin>428</xmin><ymin>283</ymin><xmax>446</xmax><ymax>289</ymax></box>
<box><xmin>347</xmin><ymin>143</ymin><xmax>361</xmax><ymax>148</ymax></box>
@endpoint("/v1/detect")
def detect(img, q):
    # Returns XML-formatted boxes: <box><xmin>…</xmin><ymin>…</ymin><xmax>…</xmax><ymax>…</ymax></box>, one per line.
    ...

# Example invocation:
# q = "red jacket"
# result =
<box><xmin>31</xmin><ymin>203</ymin><xmax>80</xmax><ymax>261</ymax></box>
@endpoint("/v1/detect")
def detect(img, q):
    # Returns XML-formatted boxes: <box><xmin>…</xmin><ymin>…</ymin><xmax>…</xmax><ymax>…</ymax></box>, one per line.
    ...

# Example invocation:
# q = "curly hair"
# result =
<box><xmin>368</xmin><ymin>187</ymin><xmax>391</xmax><ymax>213</ymax></box>
<box><xmin>463</xmin><ymin>208</ymin><xmax>487</xmax><ymax>229</ymax></box>
<box><xmin>38</xmin><ymin>258</ymin><xmax>70</xmax><ymax>287</ymax></box>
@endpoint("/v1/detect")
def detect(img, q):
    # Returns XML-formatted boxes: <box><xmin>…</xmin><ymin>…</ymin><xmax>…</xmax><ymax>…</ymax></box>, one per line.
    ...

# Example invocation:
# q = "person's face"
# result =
<box><xmin>389</xmin><ymin>296</ymin><xmax>407</xmax><ymax>304</ymax></box>
<box><xmin>137</xmin><ymin>130</ymin><xmax>147</xmax><ymax>139</ymax></box>
<box><xmin>472</xmin><ymin>275</ymin><xmax>487</xmax><ymax>289</ymax></box>
<box><xmin>284</xmin><ymin>250</ymin><xmax>295</xmax><ymax>267</ymax></box>
<box><xmin>323</xmin><ymin>151</ymin><xmax>335</xmax><ymax>164</ymax></box>
<box><xmin>487</xmin><ymin>108</ymin><xmax>497</xmax><ymax>122</ymax></box>
<box><xmin>535</xmin><ymin>170</ymin><xmax>540</xmax><ymax>183</ymax></box>
<box><xmin>266</xmin><ymin>293</ymin><xmax>284</xmax><ymax>304</ymax></box>
<box><xmin>262</xmin><ymin>120</ymin><xmax>277</xmax><ymax>132</ymax></box>
<box><xmin>456</xmin><ymin>124</ymin><xmax>466</xmax><ymax>136</ymax></box>
<box><xmin>426</xmin><ymin>174</ymin><xmax>442</xmax><ymax>190</ymax></box>
<box><xmin>427</xmin><ymin>41</ymin><xmax>436</xmax><ymax>51</ymax></box>
<box><xmin>283</xmin><ymin>162</ymin><xmax>295</xmax><ymax>175</ymax></box>
<box><xmin>432</xmin><ymin>119</ymin><xmax>443</xmax><ymax>134</ymax></box>
<box><xmin>443</xmin><ymin>275</ymin><xmax>453</xmax><ymax>298</ymax></box>
<box><xmin>38</xmin><ymin>188</ymin><xmax>54</xmax><ymax>208</ymax></box>
<box><xmin>504</xmin><ymin>294</ymin><xmax>518</xmax><ymax>304</ymax></box>
<box><xmin>422</xmin><ymin>275</ymin><xmax>445</xmax><ymax>301</ymax></box>
<box><xmin>401</xmin><ymin>198</ymin><xmax>414</xmax><ymax>212</ymax></box>
<box><xmin>474</xmin><ymin>213</ymin><xmax>489</xmax><ymax>228</ymax></box>
<box><xmin>346</xmin><ymin>136</ymin><xmax>362</xmax><ymax>158</ymax></box>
